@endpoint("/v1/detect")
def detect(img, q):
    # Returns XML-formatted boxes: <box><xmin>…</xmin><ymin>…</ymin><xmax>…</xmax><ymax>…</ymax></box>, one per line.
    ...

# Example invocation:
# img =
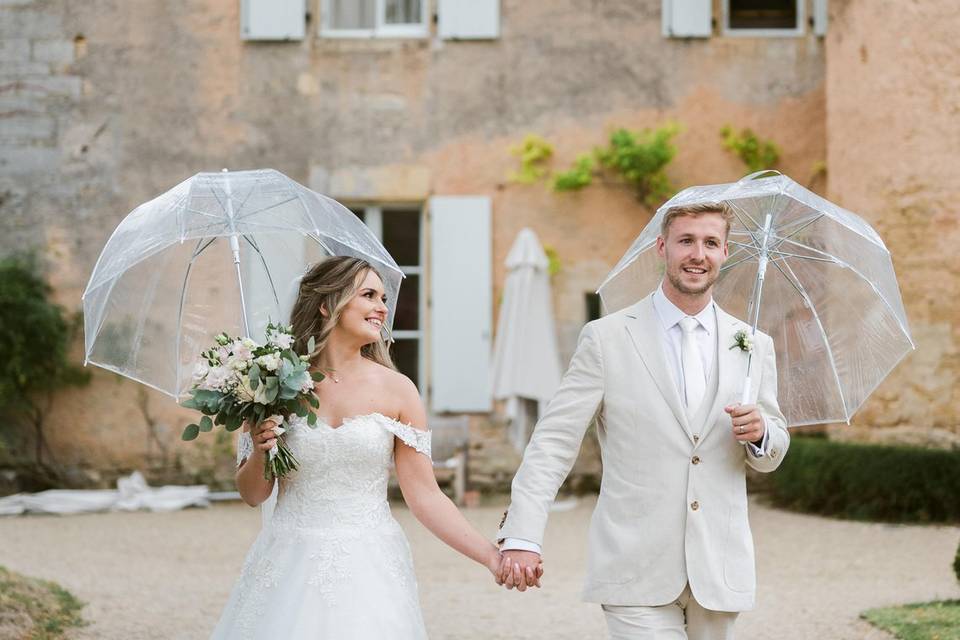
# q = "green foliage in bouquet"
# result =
<box><xmin>180</xmin><ymin>324</ymin><xmax>323</xmax><ymax>479</ymax></box>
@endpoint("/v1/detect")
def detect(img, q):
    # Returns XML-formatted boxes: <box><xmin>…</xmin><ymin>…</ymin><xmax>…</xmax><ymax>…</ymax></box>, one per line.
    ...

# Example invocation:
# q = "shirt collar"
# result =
<box><xmin>652</xmin><ymin>282</ymin><xmax>716</xmax><ymax>335</ymax></box>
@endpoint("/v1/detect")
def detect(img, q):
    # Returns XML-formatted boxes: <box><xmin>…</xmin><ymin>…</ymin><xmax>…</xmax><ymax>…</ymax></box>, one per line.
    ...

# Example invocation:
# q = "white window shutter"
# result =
<box><xmin>241</xmin><ymin>0</ymin><xmax>306</xmax><ymax>40</ymax></box>
<box><xmin>813</xmin><ymin>0</ymin><xmax>828</xmax><ymax>36</ymax></box>
<box><xmin>429</xmin><ymin>196</ymin><xmax>493</xmax><ymax>413</ymax></box>
<box><xmin>439</xmin><ymin>0</ymin><xmax>500</xmax><ymax>40</ymax></box>
<box><xmin>662</xmin><ymin>0</ymin><xmax>712</xmax><ymax>38</ymax></box>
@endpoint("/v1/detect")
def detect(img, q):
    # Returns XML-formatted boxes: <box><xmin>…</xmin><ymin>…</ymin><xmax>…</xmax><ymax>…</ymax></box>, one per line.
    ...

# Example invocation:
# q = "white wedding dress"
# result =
<box><xmin>210</xmin><ymin>412</ymin><xmax>432</xmax><ymax>639</ymax></box>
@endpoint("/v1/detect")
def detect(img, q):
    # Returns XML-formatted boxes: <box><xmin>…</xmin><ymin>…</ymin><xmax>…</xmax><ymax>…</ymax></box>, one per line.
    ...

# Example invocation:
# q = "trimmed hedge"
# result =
<box><xmin>768</xmin><ymin>436</ymin><xmax>960</xmax><ymax>524</ymax></box>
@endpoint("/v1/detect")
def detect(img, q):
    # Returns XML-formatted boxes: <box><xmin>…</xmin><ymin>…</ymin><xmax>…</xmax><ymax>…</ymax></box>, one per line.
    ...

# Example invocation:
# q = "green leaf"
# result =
<box><xmin>181</xmin><ymin>424</ymin><xmax>200</xmax><ymax>441</ymax></box>
<box><xmin>225</xmin><ymin>413</ymin><xmax>242</xmax><ymax>431</ymax></box>
<box><xmin>249</xmin><ymin>364</ymin><xmax>260</xmax><ymax>389</ymax></box>
<box><xmin>180</xmin><ymin>396</ymin><xmax>201</xmax><ymax>410</ymax></box>
<box><xmin>311</xmin><ymin>371</ymin><xmax>325</xmax><ymax>382</ymax></box>
<box><xmin>307</xmin><ymin>411</ymin><xmax>318</xmax><ymax>427</ymax></box>
<box><xmin>308</xmin><ymin>394</ymin><xmax>319</xmax><ymax>409</ymax></box>
<box><xmin>199</xmin><ymin>415</ymin><xmax>213</xmax><ymax>432</ymax></box>
<box><xmin>307</xmin><ymin>336</ymin><xmax>316</xmax><ymax>354</ymax></box>
<box><xmin>295</xmin><ymin>404</ymin><xmax>308</xmax><ymax>417</ymax></box>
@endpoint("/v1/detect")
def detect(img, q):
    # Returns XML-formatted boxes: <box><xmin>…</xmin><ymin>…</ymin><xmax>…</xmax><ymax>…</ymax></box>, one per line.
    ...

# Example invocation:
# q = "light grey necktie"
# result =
<box><xmin>679</xmin><ymin>317</ymin><xmax>706</xmax><ymax>414</ymax></box>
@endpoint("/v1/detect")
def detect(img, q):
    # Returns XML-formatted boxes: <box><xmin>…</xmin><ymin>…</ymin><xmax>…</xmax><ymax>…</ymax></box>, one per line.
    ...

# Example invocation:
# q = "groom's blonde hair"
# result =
<box><xmin>661</xmin><ymin>202</ymin><xmax>734</xmax><ymax>240</ymax></box>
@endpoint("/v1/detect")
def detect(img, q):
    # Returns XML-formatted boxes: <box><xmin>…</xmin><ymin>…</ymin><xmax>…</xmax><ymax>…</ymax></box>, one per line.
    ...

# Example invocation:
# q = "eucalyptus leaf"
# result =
<box><xmin>311</xmin><ymin>371</ymin><xmax>325</xmax><ymax>382</ymax></box>
<box><xmin>308</xmin><ymin>394</ymin><xmax>319</xmax><ymax>409</ymax></box>
<box><xmin>307</xmin><ymin>411</ymin><xmax>318</xmax><ymax>427</ymax></box>
<box><xmin>307</xmin><ymin>336</ymin><xmax>315</xmax><ymax>354</ymax></box>
<box><xmin>181</xmin><ymin>424</ymin><xmax>200</xmax><ymax>441</ymax></box>
<box><xmin>249</xmin><ymin>364</ymin><xmax>260</xmax><ymax>389</ymax></box>
<box><xmin>199</xmin><ymin>415</ymin><xmax>213</xmax><ymax>432</ymax></box>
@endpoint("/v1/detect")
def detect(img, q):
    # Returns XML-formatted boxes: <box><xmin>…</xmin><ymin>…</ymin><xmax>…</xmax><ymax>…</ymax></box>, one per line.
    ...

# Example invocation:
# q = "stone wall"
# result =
<box><xmin>0</xmin><ymin>0</ymin><xmax>827</xmax><ymax>489</ymax></box>
<box><xmin>823</xmin><ymin>0</ymin><xmax>959</xmax><ymax>448</ymax></box>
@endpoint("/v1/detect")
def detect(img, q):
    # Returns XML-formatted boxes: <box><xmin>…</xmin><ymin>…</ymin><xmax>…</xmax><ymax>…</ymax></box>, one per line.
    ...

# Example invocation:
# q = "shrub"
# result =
<box><xmin>0</xmin><ymin>255</ymin><xmax>89</xmax><ymax>475</ymax></box>
<box><xmin>509</xmin><ymin>134</ymin><xmax>554</xmax><ymax>184</ymax></box>
<box><xmin>768</xmin><ymin>436</ymin><xmax>960</xmax><ymax>524</ymax></box>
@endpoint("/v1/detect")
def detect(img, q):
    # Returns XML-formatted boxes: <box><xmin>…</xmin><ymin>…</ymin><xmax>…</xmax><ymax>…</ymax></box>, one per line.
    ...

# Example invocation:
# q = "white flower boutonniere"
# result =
<box><xmin>730</xmin><ymin>329</ymin><xmax>754</xmax><ymax>353</ymax></box>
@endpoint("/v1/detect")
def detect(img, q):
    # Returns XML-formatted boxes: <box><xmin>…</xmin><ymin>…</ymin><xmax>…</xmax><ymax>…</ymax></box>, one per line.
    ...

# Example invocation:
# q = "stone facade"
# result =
<box><xmin>1</xmin><ymin>0</ymin><xmax>948</xmax><ymax>492</ymax></box>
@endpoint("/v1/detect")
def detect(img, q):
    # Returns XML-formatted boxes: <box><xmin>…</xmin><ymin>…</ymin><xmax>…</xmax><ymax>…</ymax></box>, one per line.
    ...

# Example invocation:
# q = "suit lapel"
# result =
<box><xmin>699</xmin><ymin>306</ymin><xmax>751</xmax><ymax>442</ymax></box>
<box><xmin>623</xmin><ymin>296</ymin><xmax>693</xmax><ymax>441</ymax></box>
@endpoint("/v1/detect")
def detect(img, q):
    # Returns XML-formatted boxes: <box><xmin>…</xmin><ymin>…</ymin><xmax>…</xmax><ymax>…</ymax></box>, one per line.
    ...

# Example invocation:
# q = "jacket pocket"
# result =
<box><xmin>722</xmin><ymin>505</ymin><xmax>756</xmax><ymax>593</ymax></box>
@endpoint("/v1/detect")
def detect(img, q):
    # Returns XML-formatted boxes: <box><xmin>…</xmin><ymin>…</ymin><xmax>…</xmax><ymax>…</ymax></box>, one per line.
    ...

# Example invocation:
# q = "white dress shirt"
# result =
<box><xmin>502</xmin><ymin>284</ymin><xmax>766</xmax><ymax>555</ymax></box>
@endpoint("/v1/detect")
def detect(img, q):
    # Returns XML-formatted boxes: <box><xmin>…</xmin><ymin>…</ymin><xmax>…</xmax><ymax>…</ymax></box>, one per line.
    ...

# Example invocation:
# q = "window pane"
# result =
<box><xmin>330</xmin><ymin>0</ymin><xmax>375</xmax><ymax>29</ymax></box>
<box><xmin>394</xmin><ymin>274</ymin><xmax>419</xmax><ymax>331</ymax></box>
<box><xmin>382</xmin><ymin>210</ymin><xmax>420</xmax><ymax>267</ymax></box>
<box><xmin>385</xmin><ymin>0</ymin><xmax>421</xmax><ymax>25</ymax></box>
<box><xmin>585</xmin><ymin>292</ymin><xmax>601</xmax><ymax>322</ymax></box>
<box><xmin>390</xmin><ymin>339</ymin><xmax>419</xmax><ymax>388</ymax></box>
<box><xmin>729</xmin><ymin>0</ymin><xmax>797</xmax><ymax>29</ymax></box>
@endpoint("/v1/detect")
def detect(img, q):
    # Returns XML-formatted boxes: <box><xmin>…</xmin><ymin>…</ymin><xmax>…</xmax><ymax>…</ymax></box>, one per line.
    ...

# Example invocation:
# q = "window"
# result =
<box><xmin>352</xmin><ymin>206</ymin><xmax>425</xmax><ymax>390</ymax></box>
<box><xmin>585</xmin><ymin>292</ymin><xmax>602</xmax><ymax>323</ymax></box>
<box><xmin>321</xmin><ymin>0</ymin><xmax>429</xmax><ymax>38</ymax></box>
<box><xmin>724</xmin><ymin>0</ymin><xmax>804</xmax><ymax>36</ymax></box>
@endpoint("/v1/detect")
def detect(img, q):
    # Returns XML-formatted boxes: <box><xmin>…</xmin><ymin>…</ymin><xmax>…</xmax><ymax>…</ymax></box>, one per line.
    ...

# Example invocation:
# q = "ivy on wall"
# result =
<box><xmin>720</xmin><ymin>125</ymin><xmax>780</xmax><ymax>172</ymax></box>
<box><xmin>509</xmin><ymin>124</ymin><xmax>680</xmax><ymax>207</ymax></box>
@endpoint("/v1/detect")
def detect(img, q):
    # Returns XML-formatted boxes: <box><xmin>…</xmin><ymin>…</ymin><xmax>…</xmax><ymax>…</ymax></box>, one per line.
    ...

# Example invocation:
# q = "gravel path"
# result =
<box><xmin>1</xmin><ymin>496</ymin><xmax>957</xmax><ymax>639</ymax></box>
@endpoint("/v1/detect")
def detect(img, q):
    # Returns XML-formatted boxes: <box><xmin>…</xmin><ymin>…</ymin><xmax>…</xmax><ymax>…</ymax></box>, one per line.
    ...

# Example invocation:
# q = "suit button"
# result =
<box><xmin>691</xmin><ymin>456</ymin><xmax>701</xmax><ymax>465</ymax></box>
<box><xmin>690</xmin><ymin>501</ymin><xmax>700</xmax><ymax>511</ymax></box>
<box><xmin>693</xmin><ymin>435</ymin><xmax>700</xmax><ymax>443</ymax></box>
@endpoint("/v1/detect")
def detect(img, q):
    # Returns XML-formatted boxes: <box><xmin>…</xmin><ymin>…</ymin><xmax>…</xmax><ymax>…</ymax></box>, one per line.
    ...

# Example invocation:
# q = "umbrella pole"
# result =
<box><xmin>231</xmin><ymin>235</ymin><xmax>251</xmax><ymax>337</ymax></box>
<box><xmin>741</xmin><ymin>213</ymin><xmax>773</xmax><ymax>405</ymax></box>
<box><xmin>222</xmin><ymin>169</ymin><xmax>251</xmax><ymax>337</ymax></box>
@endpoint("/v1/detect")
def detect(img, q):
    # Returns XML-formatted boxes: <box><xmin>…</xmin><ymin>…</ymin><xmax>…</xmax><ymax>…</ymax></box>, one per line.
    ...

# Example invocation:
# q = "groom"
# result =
<box><xmin>497</xmin><ymin>202</ymin><xmax>790</xmax><ymax>639</ymax></box>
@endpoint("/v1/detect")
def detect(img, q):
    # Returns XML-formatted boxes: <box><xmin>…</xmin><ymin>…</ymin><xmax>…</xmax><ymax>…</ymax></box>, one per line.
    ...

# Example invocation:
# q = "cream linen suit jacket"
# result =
<box><xmin>498</xmin><ymin>294</ymin><xmax>789</xmax><ymax>612</ymax></box>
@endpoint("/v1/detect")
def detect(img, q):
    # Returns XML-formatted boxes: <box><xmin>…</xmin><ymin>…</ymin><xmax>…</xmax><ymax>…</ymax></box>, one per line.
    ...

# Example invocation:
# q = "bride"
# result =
<box><xmin>210</xmin><ymin>256</ymin><xmax>531</xmax><ymax>639</ymax></box>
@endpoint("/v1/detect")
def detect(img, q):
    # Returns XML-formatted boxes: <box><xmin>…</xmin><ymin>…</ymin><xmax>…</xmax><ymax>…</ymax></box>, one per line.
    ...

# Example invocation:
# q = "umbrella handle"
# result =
<box><xmin>736</xmin><ymin>169</ymin><xmax>783</xmax><ymax>184</ymax></box>
<box><xmin>740</xmin><ymin>376</ymin><xmax>752</xmax><ymax>406</ymax></box>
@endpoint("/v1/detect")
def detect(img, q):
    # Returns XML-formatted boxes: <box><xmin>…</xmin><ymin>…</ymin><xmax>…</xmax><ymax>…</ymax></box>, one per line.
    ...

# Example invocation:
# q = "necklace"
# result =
<box><xmin>318</xmin><ymin>368</ymin><xmax>341</xmax><ymax>383</ymax></box>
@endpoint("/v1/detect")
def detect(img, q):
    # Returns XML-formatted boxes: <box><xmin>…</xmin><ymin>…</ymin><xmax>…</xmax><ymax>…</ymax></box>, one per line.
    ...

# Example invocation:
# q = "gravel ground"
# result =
<box><xmin>1</xmin><ymin>496</ymin><xmax>957</xmax><ymax>639</ymax></box>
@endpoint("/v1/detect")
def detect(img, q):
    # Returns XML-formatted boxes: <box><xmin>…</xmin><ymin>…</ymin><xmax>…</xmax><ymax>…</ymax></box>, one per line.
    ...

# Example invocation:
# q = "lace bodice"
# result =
<box><xmin>237</xmin><ymin>413</ymin><xmax>431</xmax><ymax>530</ymax></box>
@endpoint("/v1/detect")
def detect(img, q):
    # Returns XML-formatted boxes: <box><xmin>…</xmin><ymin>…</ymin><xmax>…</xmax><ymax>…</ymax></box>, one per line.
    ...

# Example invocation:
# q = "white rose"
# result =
<box><xmin>256</xmin><ymin>353</ymin><xmax>280</xmax><ymax>372</ymax></box>
<box><xmin>227</xmin><ymin>355</ymin><xmax>248</xmax><ymax>371</ymax></box>
<box><xmin>235</xmin><ymin>375</ymin><xmax>255</xmax><ymax>402</ymax></box>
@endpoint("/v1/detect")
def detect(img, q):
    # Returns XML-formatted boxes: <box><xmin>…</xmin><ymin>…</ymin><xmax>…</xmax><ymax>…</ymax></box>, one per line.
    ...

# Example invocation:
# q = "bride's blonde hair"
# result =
<box><xmin>290</xmin><ymin>256</ymin><xmax>395</xmax><ymax>370</ymax></box>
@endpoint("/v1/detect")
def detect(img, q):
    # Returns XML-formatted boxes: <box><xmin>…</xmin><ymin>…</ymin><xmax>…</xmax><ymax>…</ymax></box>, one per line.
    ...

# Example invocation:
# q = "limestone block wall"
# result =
<box><xmin>0</xmin><ymin>0</ymin><xmax>827</xmax><ymax>488</ymax></box>
<box><xmin>823</xmin><ymin>0</ymin><xmax>959</xmax><ymax>447</ymax></box>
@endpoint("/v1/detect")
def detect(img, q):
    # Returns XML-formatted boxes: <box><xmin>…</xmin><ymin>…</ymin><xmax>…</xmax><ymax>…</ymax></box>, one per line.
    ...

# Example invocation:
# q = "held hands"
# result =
<box><xmin>495</xmin><ymin>550</ymin><xmax>543</xmax><ymax>592</ymax></box>
<box><xmin>724</xmin><ymin>403</ymin><xmax>765</xmax><ymax>445</ymax></box>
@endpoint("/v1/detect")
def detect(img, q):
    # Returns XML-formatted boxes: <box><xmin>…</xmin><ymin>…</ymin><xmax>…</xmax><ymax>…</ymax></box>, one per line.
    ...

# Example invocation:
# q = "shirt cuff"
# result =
<box><xmin>500</xmin><ymin>538</ymin><xmax>542</xmax><ymax>554</ymax></box>
<box><xmin>746</xmin><ymin>421</ymin><xmax>769</xmax><ymax>457</ymax></box>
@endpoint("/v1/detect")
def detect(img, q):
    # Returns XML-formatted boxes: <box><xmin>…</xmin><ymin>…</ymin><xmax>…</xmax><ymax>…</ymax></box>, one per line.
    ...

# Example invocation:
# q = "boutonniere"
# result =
<box><xmin>730</xmin><ymin>329</ymin><xmax>754</xmax><ymax>353</ymax></box>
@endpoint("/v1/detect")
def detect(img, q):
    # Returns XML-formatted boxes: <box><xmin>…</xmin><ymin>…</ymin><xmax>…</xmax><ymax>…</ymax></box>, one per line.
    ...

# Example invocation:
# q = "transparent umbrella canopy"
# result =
<box><xmin>598</xmin><ymin>171</ymin><xmax>914</xmax><ymax>427</ymax></box>
<box><xmin>83</xmin><ymin>169</ymin><xmax>403</xmax><ymax>400</ymax></box>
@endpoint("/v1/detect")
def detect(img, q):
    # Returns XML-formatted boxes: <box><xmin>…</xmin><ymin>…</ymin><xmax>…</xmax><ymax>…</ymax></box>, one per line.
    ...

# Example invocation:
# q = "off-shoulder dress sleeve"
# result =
<box><xmin>379</xmin><ymin>416</ymin><xmax>432</xmax><ymax>459</ymax></box>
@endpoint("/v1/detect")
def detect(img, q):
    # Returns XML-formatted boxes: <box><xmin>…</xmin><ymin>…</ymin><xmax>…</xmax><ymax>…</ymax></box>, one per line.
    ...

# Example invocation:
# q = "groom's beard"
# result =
<box><xmin>666</xmin><ymin>262</ymin><xmax>718</xmax><ymax>296</ymax></box>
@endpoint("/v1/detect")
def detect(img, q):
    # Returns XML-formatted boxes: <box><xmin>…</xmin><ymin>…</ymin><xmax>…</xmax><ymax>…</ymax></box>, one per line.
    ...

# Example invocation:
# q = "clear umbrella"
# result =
<box><xmin>598</xmin><ymin>171</ymin><xmax>914</xmax><ymax>426</ymax></box>
<box><xmin>83</xmin><ymin>168</ymin><xmax>404</xmax><ymax>400</ymax></box>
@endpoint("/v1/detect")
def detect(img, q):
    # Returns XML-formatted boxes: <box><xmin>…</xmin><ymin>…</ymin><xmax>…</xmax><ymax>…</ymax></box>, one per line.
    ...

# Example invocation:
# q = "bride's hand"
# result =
<box><xmin>486</xmin><ymin>545</ymin><xmax>504</xmax><ymax>582</ymax></box>
<box><xmin>249</xmin><ymin>418</ymin><xmax>279</xmax><ymax>457</ymax></box>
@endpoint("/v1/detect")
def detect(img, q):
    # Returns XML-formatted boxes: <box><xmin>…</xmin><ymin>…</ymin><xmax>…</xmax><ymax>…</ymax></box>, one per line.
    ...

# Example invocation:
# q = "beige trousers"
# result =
<box><xmin>602</xmin><ymin>585</ymin><xmax>738</xmax><ymax>640</ymax></box>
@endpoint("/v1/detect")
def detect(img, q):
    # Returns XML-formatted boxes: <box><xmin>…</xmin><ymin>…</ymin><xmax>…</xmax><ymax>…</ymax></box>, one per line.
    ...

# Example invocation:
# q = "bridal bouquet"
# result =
<box><xmin>180</xmin><ymin>323</ymin><xmax>323</xmax><ymax>479</ymax></box>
